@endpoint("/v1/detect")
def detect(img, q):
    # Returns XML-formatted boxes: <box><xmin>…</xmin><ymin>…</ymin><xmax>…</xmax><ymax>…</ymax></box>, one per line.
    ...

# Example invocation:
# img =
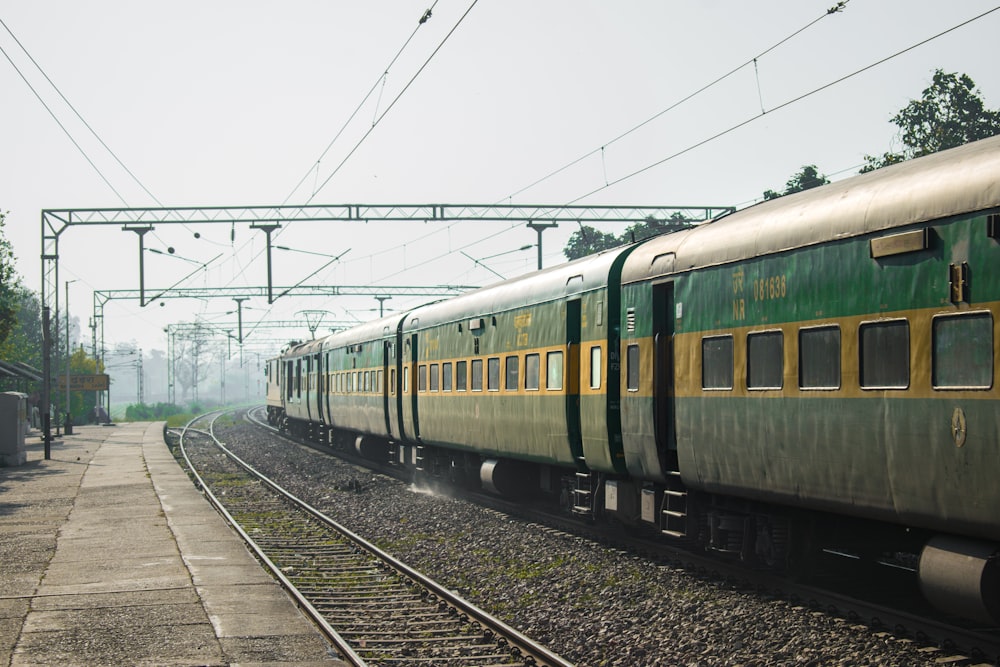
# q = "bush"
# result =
<box><xmin>124</xmin><ymin>402</ymin><xmax>186</xmax><ymax>421</ymax></box>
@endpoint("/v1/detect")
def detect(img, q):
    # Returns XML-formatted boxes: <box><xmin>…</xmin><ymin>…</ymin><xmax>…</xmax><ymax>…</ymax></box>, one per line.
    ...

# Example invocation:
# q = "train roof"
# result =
<box><xmin>621</xmin><ymin>134</ymin><xmax>1000</xmax><ymax>284</ymax></box>
<box><xmin>322</xmin><ymin>311</ymin><xmax>408</xmax><ymax>350</ymax></box>
<box><xmin>404</xmin><ymin>244</ymin><xmax>634</xmax><ymax>330</ymax></box>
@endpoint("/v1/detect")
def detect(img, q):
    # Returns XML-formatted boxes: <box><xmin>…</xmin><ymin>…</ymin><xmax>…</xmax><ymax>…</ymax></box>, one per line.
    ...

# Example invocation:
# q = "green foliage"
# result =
<box><xmin>65</xmin><ymin>346</ymin><xmax>100</xmax><ymax>422</ymax></box>
<box><xmin>563</xmin><ymin>225</ymin><xmax>619</xmax><ymax>260</ymax></box>
<box><xmin>563</xmin><ymin>213</ymin><xmax>695</xmax><ymax>261</ymax></box>
<box><xmin>0</xmin><ymin>211</ymin><xmax>20</xmax><ymax>347</ymax></box>
<box><xmin>124</xmin><ymin>402</ymin><xmax>188</xmax><ymax>421</ymax></box>
<box><xmin>763</xmin><ymin>164</ymin><xmax>830</xmax><ymax>201</ymax></box>
<box><xmin>862</xmin><ymin>69</ymin><xmax>1000</xmax><ymax>172</ymax></box>
<box><xmin>0</xmin><ymin>286</ymin><xmax>41</xmax><ymax>369</ymax></box>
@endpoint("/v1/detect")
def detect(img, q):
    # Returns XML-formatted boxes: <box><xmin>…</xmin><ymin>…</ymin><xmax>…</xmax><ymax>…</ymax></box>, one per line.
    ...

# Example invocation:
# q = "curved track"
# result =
<box><xmin>242</xmin><ymin>407</ymin><xmax>1000</xmax><ymax>665</ymax></box>
<box><xmin>177</xmin><ymin>411</ymin><xmax>574</xmax><ymax>667</ymax></box>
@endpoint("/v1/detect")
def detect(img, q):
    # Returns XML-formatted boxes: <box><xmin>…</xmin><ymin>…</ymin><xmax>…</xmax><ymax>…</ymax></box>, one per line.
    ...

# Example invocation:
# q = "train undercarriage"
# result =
<box><xmin>276</xmin><ymin>412</ymin><xmax>999</xmax><ymax>625</ymax></box>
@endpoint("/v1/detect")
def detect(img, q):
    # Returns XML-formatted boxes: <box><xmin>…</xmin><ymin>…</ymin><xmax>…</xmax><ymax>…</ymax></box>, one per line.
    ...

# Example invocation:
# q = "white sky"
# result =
<box><xmin>2</xmin><ymin>1</ymin><xmax>999</xmax><ymax>361</ymax></box>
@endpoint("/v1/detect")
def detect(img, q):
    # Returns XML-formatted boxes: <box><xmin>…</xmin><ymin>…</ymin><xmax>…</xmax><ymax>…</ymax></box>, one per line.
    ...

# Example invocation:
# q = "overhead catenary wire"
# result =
<box><xmin>306</xmin><ymin>0</ymin><xmax>480</xmax><ymax>204</ymax></box>
<box><xmin>221</xmin><ymin>0</ymin><xmax>480</xmax><ymax>328</ymax></box>
<box><xmin>282</xmin><ymin>2</ymin><xmax>440</xmax><ymax>205</ymax></box>
<box><xmin>500</xmin><ymin>1</ymin><xmax>851</xmax><ymax>203</ymax></box>
<box><xmin>227</xmin><ymin>2</ymin><xmax>456</xmax><ymax>298</ymax></box>
<box><xmin>235</xmin><ymin>2</ymin><xmax>1000</xmax><ymax>318</ymax></box>
<box><xmin>286</xmin><ymin>0</ymin><xmax>855</xmax><ymax>287</ymax></box>
<box><xmin>0</xmin><ymin>38</ymin><xmax>128</xmax><ymax>207</ymax></box>
<box><xmin>563</xmin><ymin>4</ymin><xmax>1000</xmax><ymax>207</ymax></box>
<box><xmin>0</xmin><ymin>17</ymin><xmax>163</xmax><ymax>209</ymax></box>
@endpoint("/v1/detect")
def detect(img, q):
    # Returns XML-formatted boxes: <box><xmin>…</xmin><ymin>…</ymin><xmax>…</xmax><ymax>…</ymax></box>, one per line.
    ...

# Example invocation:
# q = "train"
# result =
<box><xmin>266</xmin><ymin>135</ymin><xmax>1000</xmax><ymax>624</ymax></box>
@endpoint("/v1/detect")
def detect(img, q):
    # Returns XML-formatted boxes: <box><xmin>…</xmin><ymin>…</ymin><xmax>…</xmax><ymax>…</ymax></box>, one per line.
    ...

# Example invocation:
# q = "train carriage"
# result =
<box><xmin>265</xmin><ymin>135</ymin><xmax>1000</xmax><ymax>623</ymax></box>
<box><xmin>279</xmin><ymin>338</ymin><xmax>326</xmax><ymax>439</ymax></box>
<box><xmin>619</xmin><ymin>135</ymin><xmax>1000</xmax><ymax>621</ymax></box>
<box><xmin>400</xmin><ymin>247</ymin><xmax>637</xmax><ymax>497</ymax></box>
<box><xmin>322</xmin><ymin>313</ymin><xmax>407</xmax><ymax>450</ymax></box>
<box><xmin>264</xmin><ymin>357</ymin><xmax>283</xmax><ymax>426</ymax></box>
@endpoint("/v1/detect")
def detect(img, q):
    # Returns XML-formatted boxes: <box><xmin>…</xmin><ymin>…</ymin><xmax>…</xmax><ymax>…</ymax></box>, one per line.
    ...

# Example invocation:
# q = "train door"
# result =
<box><xmin>566</xmin><ymin>299</ymin><xmax>584</xmax><ymax>464</ymax></box>
<box><xmin>324</xmin><ymin>351</ymin><xmax>333</xmax><ymax>429</ymax></box>
<box><xmin>390</xmin><ymin>329</ymin><xmax>405</xmax><ymax>441</ymax></box>
<box><xmin>314</xmin><ymin>352</ymin><xmax>323</xmax><ymax>425</ymax></box>
<box><xmin>409</xmin><ymin>332</ymin><xmax>421</xmax><ymax>442</ymax></box>
<box><xmin>382</xmin><ymin>339</ymin><xmax>393</xmax><ymax>436</ymax></box>
<box><xmin>652</xmin><ymin>281</ymin><xmax>677</xmax><ymax>460</ymax></box>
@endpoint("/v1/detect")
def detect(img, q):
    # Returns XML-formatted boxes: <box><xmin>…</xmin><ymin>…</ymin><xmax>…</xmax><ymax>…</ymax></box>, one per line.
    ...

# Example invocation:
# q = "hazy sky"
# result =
<box><xmin>2</xmin><ymin>1</ymin><xmax>998</xmax><ymax>361</ymax></box>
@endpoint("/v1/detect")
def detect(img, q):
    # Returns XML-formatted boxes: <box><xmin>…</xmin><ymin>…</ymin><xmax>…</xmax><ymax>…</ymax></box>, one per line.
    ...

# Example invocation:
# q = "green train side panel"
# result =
<box><xmin>622</xmin><ymin>209</ymin><xmax>1000</xmax><ymax>540</ymax></box>
<box><xmin>675</xmin><ymin>396</ymin><xmax>999</xmax><ymax>541</ymax></box>
<box><xmin>670</xmin><ymin>212</ymin><xmax>1000</xmax><ymax>336</ymax></box>
<box><xmin>409</xmin><ymin>246</ymin><xmax>633</xmax><ymax>472</ymax></box>
<box><xmin>413</xmin><ymin>299</ymin><xmax>578</xmax><ymax>467</ymax></box>
<box><xmin>325</xmin><ymin>342</ymin><xmax>389</xmax><ymax>437</ymax></box>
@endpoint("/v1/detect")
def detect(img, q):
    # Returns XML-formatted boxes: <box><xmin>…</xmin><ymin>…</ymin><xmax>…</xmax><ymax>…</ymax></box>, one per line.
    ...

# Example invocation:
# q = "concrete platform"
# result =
<box><xmin>0</xmin><ymin>421</ymin><xmax>346</xmax><ymax>666</ymax></box>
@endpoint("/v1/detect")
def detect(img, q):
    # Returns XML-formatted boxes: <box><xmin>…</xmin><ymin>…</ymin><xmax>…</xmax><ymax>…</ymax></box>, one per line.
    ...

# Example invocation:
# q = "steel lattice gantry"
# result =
<box><xmin>94</xmin><ymin>284</ymin><xmax>474</xmax><ymax>406</ymax></box>
<box><xmin>39</xmin><ymin>202</ymin><xmax>734</xmax><ymax>446</ymax></box>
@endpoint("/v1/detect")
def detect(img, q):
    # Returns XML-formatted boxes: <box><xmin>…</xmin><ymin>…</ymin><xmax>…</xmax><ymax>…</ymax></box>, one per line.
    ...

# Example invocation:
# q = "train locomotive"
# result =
<box><xmin>266</xmin><ymin>135</ymin><xmax>1000</xmax><ymax>624</ymax></box>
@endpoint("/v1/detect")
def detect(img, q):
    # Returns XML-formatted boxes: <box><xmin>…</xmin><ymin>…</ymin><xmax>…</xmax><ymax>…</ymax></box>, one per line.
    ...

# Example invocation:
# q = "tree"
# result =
<box><xmin>862</xmin><ymin>70</ymin><xmax>1000</xmax><ymax>172</ymax></box>
<box><xmin>0</xmin><ymin>287</ymin><xmax>43</xmax><ymax>370</ymax></box>
<box><xmin>67</xmin><ymin>345</ymin><xmax>100</xmax><ymax>422</ymax></box>
<box><xmin>0</xmin><ymin>211</ymin><xmax>20</xmax><ymax>347</ymax></box>
<box><xmin>563</xmin><ymin>213</ymin><xmax>696</xmax><ymax>261</ymax></box>
<box><xmin>763</xmin><ymin>165</ymin><xmax>830</xmax><ymax>201</ymax></box>
<box><xmin>563</xmin><ymin>225</ymin><xmax>620</xmax><ymax>261</ymax></box>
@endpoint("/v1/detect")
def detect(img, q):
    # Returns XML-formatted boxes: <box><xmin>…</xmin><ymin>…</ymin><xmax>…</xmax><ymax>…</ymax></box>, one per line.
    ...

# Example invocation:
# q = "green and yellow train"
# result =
<box><xmin>267</xmin><ymin>135</ymin><xmax>1000</xmax><ymax>623</ymax></box>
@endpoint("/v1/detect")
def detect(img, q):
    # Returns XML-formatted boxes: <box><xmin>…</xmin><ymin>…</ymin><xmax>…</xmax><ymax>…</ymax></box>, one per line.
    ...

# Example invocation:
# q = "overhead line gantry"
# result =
<box><xmin>39</xmin><ymin>201</ymin><xmax>734</xmax><ymax>450</ymax></box>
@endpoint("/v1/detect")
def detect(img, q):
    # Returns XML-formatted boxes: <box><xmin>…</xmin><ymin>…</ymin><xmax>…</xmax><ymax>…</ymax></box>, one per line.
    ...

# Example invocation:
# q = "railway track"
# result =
<box><xmin>240</xmin><ymin>406</ymin><xmax>1000</xmax><ymax>665</ymax></box>
<box><xmin>176</xmin><ymin>411</ymin><xmax>574</xmax><ymax>667</ymax></box>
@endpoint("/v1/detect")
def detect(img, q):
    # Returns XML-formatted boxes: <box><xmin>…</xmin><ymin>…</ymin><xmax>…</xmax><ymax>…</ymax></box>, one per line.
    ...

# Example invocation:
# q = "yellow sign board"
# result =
<box><xmin>57</xmin><ymin>374</ymin><xmax>110</xmax><ymax>391</ymax></box>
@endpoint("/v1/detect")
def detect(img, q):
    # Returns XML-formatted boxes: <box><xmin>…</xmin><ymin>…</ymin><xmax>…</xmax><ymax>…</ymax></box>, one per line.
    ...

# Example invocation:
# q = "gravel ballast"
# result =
<box><xmin>209</xmin><ymin>419</ymin><xmax>961</xmax><ymax>666</ymax></box>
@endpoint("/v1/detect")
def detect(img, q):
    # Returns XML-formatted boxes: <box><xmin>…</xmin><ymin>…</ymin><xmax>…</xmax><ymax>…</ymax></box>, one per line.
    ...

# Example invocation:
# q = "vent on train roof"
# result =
<box><xmin>626</xmin><ymin>308</ymin><xmax>636</xmax><ymax>333</ymax></box>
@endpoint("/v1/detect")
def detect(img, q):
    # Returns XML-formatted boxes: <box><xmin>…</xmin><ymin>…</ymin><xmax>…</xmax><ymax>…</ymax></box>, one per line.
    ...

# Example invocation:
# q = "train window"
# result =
<box><xmin>390</xmin><ymin>368</ymin><xmax>396</xmax><ymax>394</ymax></box>
<box><xmin>429</xmin><ymin>364</ymin><xmax>439</xmax><ymax>392</ymax></box>
<box><xmin>590</xmin><ymin>346</ymin><xmax>602</xmax><ymax>390</ymax></box>
<box><xmin>403</xmin><ymin>368</ymin><xmax>409</xmax><ymax>394</ymax></box>
<box><xmin>488</xmin><ymin>357</ymin><xmax>501</xmax><ymax>391</ymax></box>
<box><xmin>525</xmin><ymin>354</ymin><xmax>540</xmax><ymax>390</ymax></box>
<box><xmin>418</xmin><ymin>365</ymin><xmax>428</xmax><ymax>392</ymax></box>
<box><xmin>933</xmin><ymin>312</ymin><xmax>993</xmax><ymax>389</ymax></box>
<box><xmin>442</xmin><ymin>363</ymin><xmax>453</xmax><ymax>391</ymax></box>
<box><xmin>457</xmin><ymin>360</ymin><xmax>468</xmax><ymax>391</ymax></box>
<box><xmin>505</xmin><ymin>356</ymin><xmax>519</xmax><ymax>391</ymax></box>
<box><xmin>702</xmin><ymin>335</ymin><xmax>734</xmax><ymax>390</ymax></box>
<box><xmin>377</xmin><ymin>370</ymin><xmax>383</xmax><ymax>393</ymax></box>
<box><xmin>547</xmin><ymin>351</ymin><xmax>563</xmax><ymax>390</ymax></box>
<box><xmin>365</xmin><ymin>371</ymin><xmax>372</xmax><ymax>392</ymax></box>
<box><xmin>747</xmin><ymin>330</ymin><xmax>783</xmax><ymax>390</ymax></box>
<box><xmin>860</xmin><ymin>320</ymin><xmax>909</xmax><ymax>389</ymax></box>
<box><xmin>627</xmin><ymin>344</ymin><xmax>640</xmax><ymax>391</ymax></box>
<box><xmin>471</xmin><ymin>359</ymin><xmax>483</xmax><ymax>391</ymax></box>
<box><xmin>799</xmin><ymin>326</ymin><xmax>841</xmax><ymax>390</ymax></box>
<box><xmin>296</xmin><ymin>360</ymin><xmax>302</xmax><ymax>397</ymax></box>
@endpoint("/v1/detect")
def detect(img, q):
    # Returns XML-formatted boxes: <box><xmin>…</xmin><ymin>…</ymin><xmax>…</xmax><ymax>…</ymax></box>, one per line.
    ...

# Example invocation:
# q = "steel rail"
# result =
<box><xmin>181</xmin><ymin>410</ymin><xmax>575</xmax><ymax>667</ymax></box>
<box><xmin>177</xmin><ymin>413</ymin><xmax>369</xmax><ymax>667</ymax></box>
<box><xmin>244</xmin><ymin>406</ymin><xmax>1000</xmax><ymax>664</ymax></box>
